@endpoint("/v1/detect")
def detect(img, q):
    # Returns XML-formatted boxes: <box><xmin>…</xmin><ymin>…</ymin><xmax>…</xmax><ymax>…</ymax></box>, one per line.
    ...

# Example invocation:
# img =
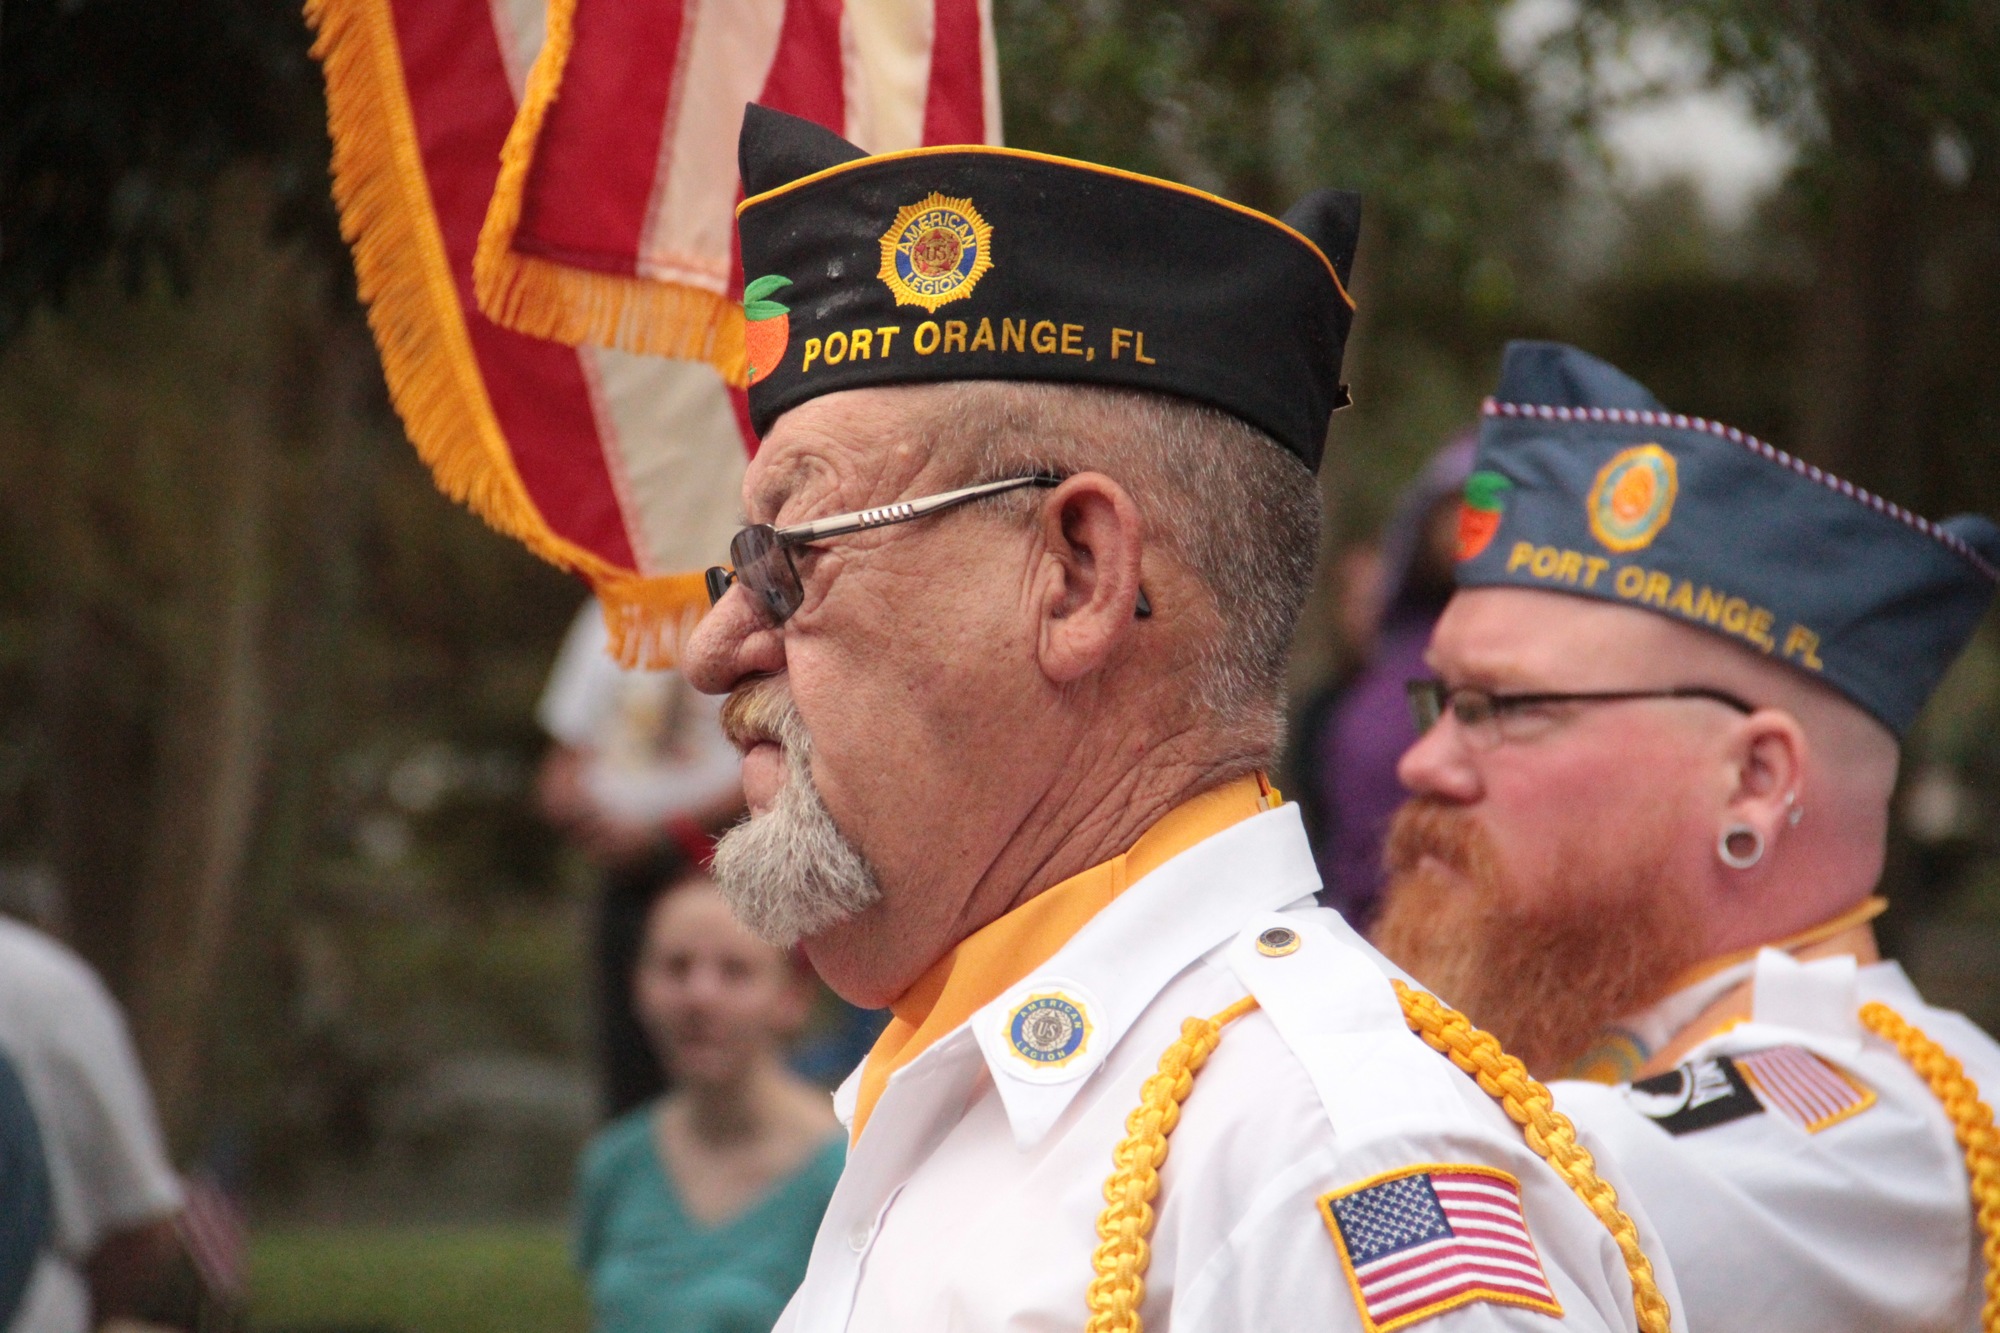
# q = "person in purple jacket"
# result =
<box><xmin>1304</xmin><ymin>436</ymin><xmax>1473</xmax><ymax>929</ymax></box>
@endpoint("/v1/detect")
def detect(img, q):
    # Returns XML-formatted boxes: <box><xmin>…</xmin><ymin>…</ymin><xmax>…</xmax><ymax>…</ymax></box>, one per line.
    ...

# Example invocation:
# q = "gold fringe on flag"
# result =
<box><xmin>471</xmin><ymin>0</ymin><xmax>750</xmax><ymax>382</ymax></box>
<box><xmin>305</xmin><ymin>0</ymin><xmax>714</xmax><ymax>665</ymax></box>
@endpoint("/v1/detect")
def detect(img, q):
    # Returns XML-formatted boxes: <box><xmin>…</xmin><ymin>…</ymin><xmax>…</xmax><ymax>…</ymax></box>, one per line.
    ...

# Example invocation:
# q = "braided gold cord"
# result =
<box><xmin>1392</xmin><ymin>980</ymin><xmax>1674</xmax><ymax>1333</ymax></box>
<box><xmin>1084</xmin><ymin>995</ymin><xmax>1259</xmax><ymax>1333</ymax></box>
<box><xmin>1860</xmin><ymin>1001</ymin><xmax>2000</xmax><ymax>1332</ymax></box>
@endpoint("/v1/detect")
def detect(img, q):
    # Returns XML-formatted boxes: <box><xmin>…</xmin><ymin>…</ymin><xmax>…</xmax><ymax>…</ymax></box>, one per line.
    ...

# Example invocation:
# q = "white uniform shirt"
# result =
<box><xmin>1556</xmin><ymin>947</ymin><xmax>1995</xmax><ymax>1331</ymax></box>
<box><xmin>0</xmin><ymin>919</ymin><xmax>182</xmax><ymax>1333</ymax></box>
<box><xmin>780</xmin><ymin>806</ymin><xmax>1682</xmax><ymax>1332</ymax></box>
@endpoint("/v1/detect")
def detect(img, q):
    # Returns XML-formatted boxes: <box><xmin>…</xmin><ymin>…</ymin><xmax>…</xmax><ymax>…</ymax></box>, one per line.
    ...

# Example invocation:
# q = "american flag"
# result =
<box><xmin>1323</xmin><ymin>1167</ymin><xmax>1561</xmax><ymax>1333</ymax></box>
<box><xmin>1736</xmin><ymin>1045</ymin><xmax>1875</xmax><ymax>1133</ymax></box>
<box><xmin>176</xmin><ymin>1173</ymin><xmax>247</xmax><ymax>1301</ymax></box>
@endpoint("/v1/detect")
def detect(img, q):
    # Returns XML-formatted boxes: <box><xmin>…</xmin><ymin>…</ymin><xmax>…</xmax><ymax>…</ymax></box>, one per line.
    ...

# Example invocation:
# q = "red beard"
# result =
<box><xmin>1371</xmin><ymin>798</ymin><xmax>1705</xmax><ymax>1079</ymax></box>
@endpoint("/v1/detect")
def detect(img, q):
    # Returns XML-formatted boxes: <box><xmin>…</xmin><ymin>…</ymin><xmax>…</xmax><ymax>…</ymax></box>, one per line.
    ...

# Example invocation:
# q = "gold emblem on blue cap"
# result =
<box><xmin>1588</xmin><ymin>444</ymin><xmax>1679</xmax><ymax>553</ymax></box>
<box><xmin>878</xmin><ymin>193</ymin><xmax>993</xmax><ymax>312</ymax></box>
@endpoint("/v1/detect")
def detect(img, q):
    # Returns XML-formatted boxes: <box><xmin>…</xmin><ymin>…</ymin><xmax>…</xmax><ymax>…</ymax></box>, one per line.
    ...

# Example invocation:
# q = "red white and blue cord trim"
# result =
<box><xmin>1482</xmin><ymin>397</ymin><xmax>1998</xmax><ymax>582</ymax></box>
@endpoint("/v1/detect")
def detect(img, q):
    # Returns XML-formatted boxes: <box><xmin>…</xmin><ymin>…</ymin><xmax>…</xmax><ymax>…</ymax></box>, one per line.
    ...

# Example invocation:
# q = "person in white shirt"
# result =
<box><xmin>537</xmin><ymin>597</ymin><xmax>749</xmax><ymax>1115</ymax></box>
<box><xmin>1379</xmin><ymin>340</ymin><xmax>2000</xmax><ymax>1332</ymax></box>
<box><xmin>0</xmin><ymin>916</ymin><xmax>187</xmax><ymax>1333</ymax></box>
<box><xmin>537</xmin><ymin>597</ymin><xmax>744</xmax><ymax>868</ymax></box>
<box><xmin>670</xmin><ymin>107</ymin><xmax>1684</xmax><ymax>1333</ymax></box>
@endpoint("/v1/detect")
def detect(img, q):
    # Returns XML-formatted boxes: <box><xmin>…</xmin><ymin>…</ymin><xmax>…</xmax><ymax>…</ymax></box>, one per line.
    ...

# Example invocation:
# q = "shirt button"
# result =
<box><xmin>847</xmin><ymin>1222</ymin><xmax>873</xmax><ymax>1252</ymax></box>
<box><xmin>1257</xmin><ymin>925</ymin><xmax>1301</xmax><ymax>957</ymax></box>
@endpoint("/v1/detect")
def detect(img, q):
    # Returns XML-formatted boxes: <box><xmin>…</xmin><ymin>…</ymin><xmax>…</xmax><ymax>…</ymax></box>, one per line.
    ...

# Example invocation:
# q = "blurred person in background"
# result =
<box><xmin>1380</xmin><ymin>341</ymin><xmax>2000</xmax><ymax>1331</ymax></box>
<box><xmin>1295</xmin><ymin>436</ymin><xmax>1472</xmax><ymax>930</ymax></box>
<box><xmin>0</xmin><ymin>915</ymin><xmax>209</xmax><ymax>1333</ymax></box>
<box><xmin>538</xmin><ymin>597</ymin><xmax>748</xmax><ymax>1116</ymax></box>
<box><xmin>0</xmin><ymin>1050</ymin><xmax>51</xmax><ymax>1329</ymax></box>
<box><xmin>575</xmin><ymin>868</ymin><xmax>841</xmax><ymax>1333</ymax></box>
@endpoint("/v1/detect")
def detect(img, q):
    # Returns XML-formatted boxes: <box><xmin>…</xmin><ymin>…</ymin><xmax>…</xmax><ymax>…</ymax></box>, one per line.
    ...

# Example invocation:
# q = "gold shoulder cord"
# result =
<box><xmin>1393</xmin><ymin>982</ymin><xmax>1672</xmax><ymax>1333</ymax></box>
<box><xmin>1082</xmin><ymin>984</ymin><xmax>1672</xmax><ymax>1333</ymax></box>
<box><xmin>1860</xmin><ymin>1002</ymin><xmax>2000</xmax><ymax>1332</ymax></box>
<box><xmin>1084</xmin><ymin>995</ymin><xmax>1259</xmax><ymax>1333</ymax></box>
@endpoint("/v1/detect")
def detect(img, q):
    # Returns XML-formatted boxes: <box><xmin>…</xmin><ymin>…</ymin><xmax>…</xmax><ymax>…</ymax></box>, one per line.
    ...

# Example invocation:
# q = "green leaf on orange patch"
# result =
<box><xmin>1464</xmin><ymin>470</ymin><xmax>1513</xmax><ymax>512</ymax></box>
<box><xmin>743</xmin><ymin>274</ymin><xmax>793</xmax><ymax>320</ymax></box>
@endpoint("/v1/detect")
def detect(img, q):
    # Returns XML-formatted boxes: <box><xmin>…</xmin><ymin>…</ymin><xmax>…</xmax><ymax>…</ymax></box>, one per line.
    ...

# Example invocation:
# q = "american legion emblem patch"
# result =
<box><xmin>878</xmin><ymin>193</ymin><xmax>993</xmax><ymax>312</ymax></box>
<box><xmin>1586</xmin><ymin>443</ymin><xmax>1678</xmax><ymax>553</ymax></box>
<box><xmin>1319</xmin><ymin>1165</ymin><xmax>1560</xmax><ymax>1333</ymax></box>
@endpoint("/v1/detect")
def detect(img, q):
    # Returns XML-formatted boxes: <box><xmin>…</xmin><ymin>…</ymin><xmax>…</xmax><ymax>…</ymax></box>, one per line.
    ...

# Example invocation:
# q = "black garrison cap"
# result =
<box><xmin>733</xmin><ymin>105</ymin><xmax>1360</xmax><ymax>471</ymax></box>
<box><xmin>1455</xmin><ymin>341</ymin><xmax>2000</xmax><ymax>736</ymax></box>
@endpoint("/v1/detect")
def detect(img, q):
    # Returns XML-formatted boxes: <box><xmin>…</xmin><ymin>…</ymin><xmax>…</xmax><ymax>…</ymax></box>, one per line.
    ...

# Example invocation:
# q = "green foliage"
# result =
<box><xmin>0</xmin><ymin>0</ymin><xmax>342</xmax><ymax>338</ymax></box>
<box><xmin>251</xmin><ymin>1225</ymin><xmax>588</xmax><ymax>1333</ymax></box>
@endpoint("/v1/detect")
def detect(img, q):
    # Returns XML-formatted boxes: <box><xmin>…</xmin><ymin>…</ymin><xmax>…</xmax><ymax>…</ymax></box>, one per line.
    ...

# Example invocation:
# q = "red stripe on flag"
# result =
<box><xmin>392</xmin><ymin>0</ymin><xmax>638</xmax><ymax>568</ymax></box>
<box><xmin>921</xmin><ymin>0</ymin><xmax>985</xmax><ymax>145</ymax></box>
<box><xmin>731</xmin><ymin>0</ymin><xmax>845</xmax><ymax>463</ymax></box>
<box><xmin>757</xmin><ymin>0</ymin><xmax>846</xmax><ymax>126</ymax></box>
<box><xmin>516</xmin><ymin>0</ymin><xmax>691</xmax><ymax>272</ymax></box>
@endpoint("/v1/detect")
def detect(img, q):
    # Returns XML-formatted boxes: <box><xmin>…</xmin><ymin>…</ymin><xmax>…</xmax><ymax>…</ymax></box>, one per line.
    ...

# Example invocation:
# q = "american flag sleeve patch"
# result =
<box><xmin>1319</xmin><ymin>1164</ymin><xmax>1563</xmax><ymax>1333</ymax></box>
<box><xmin>1735</xmin><ymin>1045</ymin><xmax>1876</xmax><ymax>1133</ymax></box>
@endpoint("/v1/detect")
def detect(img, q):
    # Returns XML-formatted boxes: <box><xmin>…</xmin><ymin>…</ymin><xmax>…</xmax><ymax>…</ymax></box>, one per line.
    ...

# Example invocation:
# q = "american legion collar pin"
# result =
<box><xmin>995</xmin><ymin>978</ymin><xmax>1105</xmax><ymax>1084</ymax></box>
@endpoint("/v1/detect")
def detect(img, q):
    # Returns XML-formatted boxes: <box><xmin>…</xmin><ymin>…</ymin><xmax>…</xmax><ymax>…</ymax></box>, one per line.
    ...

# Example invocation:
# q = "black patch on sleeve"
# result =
<box><xmin>1626</xmin><ymin>1055</ymin><xmax>1765</xmax><ymax>1135</ymax></box>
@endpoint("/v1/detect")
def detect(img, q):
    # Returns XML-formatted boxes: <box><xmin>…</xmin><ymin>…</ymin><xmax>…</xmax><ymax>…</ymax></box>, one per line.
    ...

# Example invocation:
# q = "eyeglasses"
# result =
<box><xmin>706</xmin><ymin>473</ymin><xmax>1062</xmax><ymax>626</ymax></box>
<box><xmin>1406</xmin><ymin>679</ymin><xmax>1757</xmax><ymax>749</ymax></box>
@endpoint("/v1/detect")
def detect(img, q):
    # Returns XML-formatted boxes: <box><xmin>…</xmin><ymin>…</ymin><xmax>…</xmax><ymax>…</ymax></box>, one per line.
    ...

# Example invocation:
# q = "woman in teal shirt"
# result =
<box><xmin>576</xmin><ymin>871</ymin><xmax>844</xmax><ymax>1333</ymax></box>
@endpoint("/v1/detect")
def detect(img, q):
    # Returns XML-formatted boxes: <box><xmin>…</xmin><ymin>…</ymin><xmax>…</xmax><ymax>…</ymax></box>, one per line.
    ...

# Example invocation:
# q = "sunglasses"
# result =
<box><xmin>706</xmin><ymin>473</ymin><xmax>1095</xmax><ymax>626</ymax></box>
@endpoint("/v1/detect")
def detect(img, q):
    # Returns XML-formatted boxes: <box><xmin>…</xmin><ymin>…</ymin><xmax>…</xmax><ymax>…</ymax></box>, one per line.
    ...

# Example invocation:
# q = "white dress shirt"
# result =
<box><xmin>778</xmin><ymin>805</ymin><xmax>1682</xmax><ymax>1332</ymax></box>
<box><xmin>1557</xmin><ymin>947</ymin><xmax>1997</xmax><ymax>1331</ymax></box>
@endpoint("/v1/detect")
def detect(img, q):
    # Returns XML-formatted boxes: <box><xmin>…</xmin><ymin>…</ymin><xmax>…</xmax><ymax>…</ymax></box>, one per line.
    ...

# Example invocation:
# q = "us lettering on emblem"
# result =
<box><xmin>1319</xmin><ymin>1164</ymin><xmax>1561</xmax><ymax>1333</ymax></box>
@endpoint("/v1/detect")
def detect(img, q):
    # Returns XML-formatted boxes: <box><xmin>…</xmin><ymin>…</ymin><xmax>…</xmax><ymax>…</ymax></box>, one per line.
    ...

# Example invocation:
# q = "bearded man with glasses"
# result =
<box><xmin>679</xmin><ymin>110</ymin><xmax>1683</xmax><ymax>1333</ymax></box>
<box><xmin>1377</xmin><ymin>340</ymin><xmax>2000</xmax><ymax>1332</ymax></box>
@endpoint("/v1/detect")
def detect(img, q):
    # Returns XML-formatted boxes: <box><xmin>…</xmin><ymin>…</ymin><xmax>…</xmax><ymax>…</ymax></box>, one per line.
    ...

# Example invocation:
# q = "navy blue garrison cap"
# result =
<box><xmin>1454</xmin><ymin>341</ymin><xmax>2000</xmax><ymax>736</ymax></box>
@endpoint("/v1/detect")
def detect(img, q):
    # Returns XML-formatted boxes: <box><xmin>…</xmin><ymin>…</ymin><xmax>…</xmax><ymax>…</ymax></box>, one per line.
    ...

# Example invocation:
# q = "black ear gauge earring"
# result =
<box><xmin>1136</xmin><ymin>588</ymin><xmax>1153</xmax><ymax>619</ymax></box>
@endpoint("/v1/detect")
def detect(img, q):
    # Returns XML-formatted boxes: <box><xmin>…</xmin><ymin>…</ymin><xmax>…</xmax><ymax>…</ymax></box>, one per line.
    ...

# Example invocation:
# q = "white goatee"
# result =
<box><xmin>711</xmin><ymin>685</ymin><xmax>882</xmax><ymax>946</ymax></box>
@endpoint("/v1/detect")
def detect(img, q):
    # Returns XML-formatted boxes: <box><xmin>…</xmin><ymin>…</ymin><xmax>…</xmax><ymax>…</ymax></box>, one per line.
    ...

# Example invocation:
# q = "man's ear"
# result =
<box><xmin>1032</xmin><ymin>472</ymin><xmax>1146</xmax><ymax>684</ymax></box>
<box><xmin>1721</xmin><ymin>709</ymin><xmax>1808</xmax><ymax>855</ymax></box>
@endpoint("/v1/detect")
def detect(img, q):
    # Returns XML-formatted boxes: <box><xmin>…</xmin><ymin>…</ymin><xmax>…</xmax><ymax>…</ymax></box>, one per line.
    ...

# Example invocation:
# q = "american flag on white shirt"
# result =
<box><xmin>1736</xmin><ymin>1045</ymin><xmax>1876</xmax><ymax>1133</ymax></box>
<box><xmin>1321</xmin><ymin>1166</ymin><xmax>1561</xmax><ymax>1333</ymax></box>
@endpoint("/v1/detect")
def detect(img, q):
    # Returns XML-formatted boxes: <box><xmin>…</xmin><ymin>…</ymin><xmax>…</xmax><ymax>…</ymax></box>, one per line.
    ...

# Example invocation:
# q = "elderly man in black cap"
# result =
<box><xmin>682</xmin><ymin>112</ymin><xmax>1679</xmax><ymax>1332</ymax></box>
<box><xmin>1381</xmin><ymin>339</ymin><xmax>2000</xmax><ymax>1332</ymax></box>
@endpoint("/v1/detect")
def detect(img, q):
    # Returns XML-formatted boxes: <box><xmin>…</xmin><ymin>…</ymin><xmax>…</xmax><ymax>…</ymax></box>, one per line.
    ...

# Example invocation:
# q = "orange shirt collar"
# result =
<box><xmin>849</xmin><ymin>773</ymin><xmax>1275</xmax><ymax>1141</ymax></box>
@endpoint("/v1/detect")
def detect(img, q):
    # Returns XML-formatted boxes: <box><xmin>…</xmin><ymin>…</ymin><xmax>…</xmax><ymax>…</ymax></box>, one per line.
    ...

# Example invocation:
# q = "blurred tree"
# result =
<box><xmin>0</xmin><ymin>0</ymin><xmax>341</xmax><ymax>335</ymax></box>
<box><xmin>1560</xmin><ymin>0</ymin><xmax>2000</xmax><ymax>522</ymax></box>
<box><xmin>0</xmin><ymin>0</ymin><xmax>587</xmax><ymax>1167</ymax></box>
